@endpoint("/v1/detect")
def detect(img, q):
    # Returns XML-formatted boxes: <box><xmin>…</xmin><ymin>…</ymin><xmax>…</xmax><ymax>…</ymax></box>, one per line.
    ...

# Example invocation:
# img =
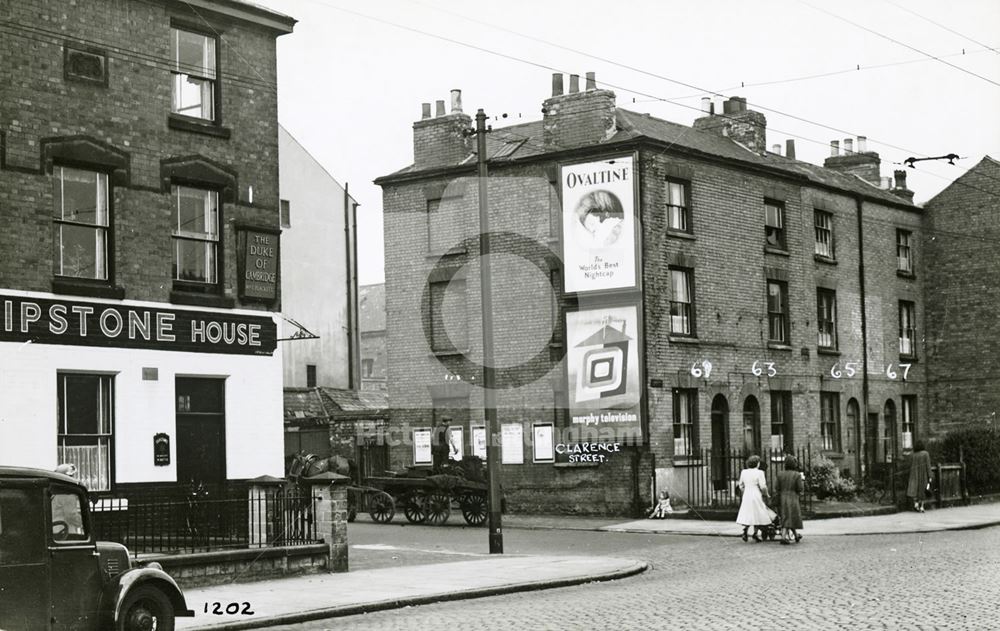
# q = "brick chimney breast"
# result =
<box><xmin>542</xmin><ymin>72</ymin><xmax>616</xmax><ymax>149</ymax></box>
<box><xmin>824</xmin><ymin>136</ymin><xmax>881</xmax><ymax>187</ymax></box>
<box><xmin>693</xmin><ymin>96</ymin><xmax>767</xmax><ymax>154</ymax></box>
<box><xmin>412</xmin><ymin>96</ymin><xmax>473</xmax><ymax>169</ymax></box>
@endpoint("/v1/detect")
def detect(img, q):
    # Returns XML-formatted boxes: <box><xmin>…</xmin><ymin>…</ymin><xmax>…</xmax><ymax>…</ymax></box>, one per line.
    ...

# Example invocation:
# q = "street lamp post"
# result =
<box><xmin>475</xmin><ymin>108</ymin><xmax>503</xmax><ymax>554</ymax></box>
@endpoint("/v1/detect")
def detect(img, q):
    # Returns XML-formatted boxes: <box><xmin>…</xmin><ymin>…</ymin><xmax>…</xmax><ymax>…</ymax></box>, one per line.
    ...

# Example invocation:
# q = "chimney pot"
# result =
<box><xmin>701</xmin><ymin>97</ymin><xmax>711</xmax><ymax>113</ymax></box>
<box><xmin>844</xmin><ymin>138</ymin><xmax>853</xmax><ymax>154</ymax></box>
<box><xmin>894</xmin><ymin>169</ymin><xmax>908</xmax><ymax>190</ymax></box>
<box><xmin>785</xmin><ymin>139</ymin><xmax>796</xmax><ymax>160</ymax></box>
<box><xmin>435</xmin><ymin>100</ymin><xmax>446</xmax><ymax>117</ymax></box>
<box><xmin>569</xmin><ymin>74</ymin><xmax>580</xmax><ymax>93</ymax></box>
<box><xmin>723</xmin><ymin>99</ymin><xmax>737</xmax><ymax>115</ymax></box>
<box><xmin>551</xmin><ymin>73</ymin><xmax>564</xmax><ymax>97</ymax></box>
<box><xmin>882</xmin><ymin>176</ymin><xmax>893</xmax><ymax>189</ymax></box>
<box><xmin>772</xmin><ymin>144</ymin><xmax>782</xmax><ymax>155</ymax></box>
<box><xmin>857</xmin><ymin>136</ymin><xmax>867</xmax><ymax>153</ymax></box>
<box><xmin>830</xmin><ymin>140</ymin><xmax>840</xmax><ymax>156</ymax></box>
<box><xmin>421</xmin><ymin>102</ymin><xmax>432</xmax><ymax>120</ymax></box>
<box><xmin>450</xmin><ymin>89</ymin><xmax>462</xmax><ymax>113</ymax></box>
<box><xmin>585</xmin><ymin>72</ymin><xmax>596</xmax><ymax>90</ymax></box>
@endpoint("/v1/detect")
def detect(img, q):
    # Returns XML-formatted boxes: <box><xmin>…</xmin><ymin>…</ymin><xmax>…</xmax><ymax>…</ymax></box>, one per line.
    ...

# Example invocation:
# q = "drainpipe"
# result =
<box><xmin>344</xmin><ymin>183</ymin><xmax>358</xmax><ymax>390</ymax></box>
<box><xmin>855</xmin><ymin>195</ymin><xmax>868</xmax><ymax>478</ymax></box>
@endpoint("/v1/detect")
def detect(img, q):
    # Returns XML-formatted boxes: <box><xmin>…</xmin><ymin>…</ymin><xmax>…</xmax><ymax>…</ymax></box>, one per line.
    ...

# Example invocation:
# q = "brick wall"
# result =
<box><xmin>0</xmin><ymin>0</ymin><xmax>286</xmax><ymax>304</ymax></box>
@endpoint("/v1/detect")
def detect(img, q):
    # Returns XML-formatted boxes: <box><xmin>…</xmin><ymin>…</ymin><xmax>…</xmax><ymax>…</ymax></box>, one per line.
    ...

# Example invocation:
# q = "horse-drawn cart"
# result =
<box><xmin>358</xmin><ymin>470</ymin><xmax>488</xmax><ymax>526</ymax></box>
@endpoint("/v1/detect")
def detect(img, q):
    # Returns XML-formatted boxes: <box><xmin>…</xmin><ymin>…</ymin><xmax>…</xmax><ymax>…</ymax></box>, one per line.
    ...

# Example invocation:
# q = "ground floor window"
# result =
<box><xmin>672</xmin><ymin>388</ymin><xmax>697</xmax><ymax>456</ymax></box>
<box><xmin>57</xmin><ymin>373</ymin><xmax>114</xmax><ymax>491</ymax></box>
<box><xmin>820</xmin><ymin>392</ymin><xmax>841</xmax><ymax>452</ymax></box>
<box><xmin>770</xmin><ymin>391</ymin><xmax>792</xmax><ymax>451</ymax></box>
<box><xmin>901</xmin><ymin>396</ymin><xmax>917</xmax><ymax>450</ymax></box>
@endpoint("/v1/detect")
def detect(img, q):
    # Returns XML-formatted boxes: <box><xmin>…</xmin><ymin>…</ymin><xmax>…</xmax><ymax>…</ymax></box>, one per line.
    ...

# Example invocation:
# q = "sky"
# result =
<box><xmin>253</xmin><ymin>0</ymin><xmax>1000</xmax><ymax>285</ymax></box>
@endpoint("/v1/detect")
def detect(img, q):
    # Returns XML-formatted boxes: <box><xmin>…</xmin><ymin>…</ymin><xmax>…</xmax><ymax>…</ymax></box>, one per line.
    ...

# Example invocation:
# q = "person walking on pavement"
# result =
<box><xmin>736</xmin><ymin>455</ymin><xmax>777</xmax><ymax>542</ymax></box>
<box><xmin>907</xmin><ymin>441</ymin><xmax>933</xmax><ymax>512</ymax></box>
<box><xmin>774</xmin><ymin>455</ymin><xmax>804</xmax><ymax>544</ymax></box>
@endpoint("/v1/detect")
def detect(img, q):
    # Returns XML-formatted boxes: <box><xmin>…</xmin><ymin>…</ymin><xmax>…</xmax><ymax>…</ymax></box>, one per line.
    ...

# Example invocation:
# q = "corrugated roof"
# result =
<box><xmin>378</xmin><ymin>107</ymin><xmax>917</xmax><ymax>208</ymax></box>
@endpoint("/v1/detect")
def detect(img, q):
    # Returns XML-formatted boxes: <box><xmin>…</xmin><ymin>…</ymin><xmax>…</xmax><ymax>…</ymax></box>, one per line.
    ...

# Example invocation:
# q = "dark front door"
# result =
<box><xmin>865</xmin><ymin>412</ymin><xmax>880</xmax><ymax>476</ymax></box>
<box><xmin>0</xmin><ymin>482</ymin><xmax>50</xmax><ymax>631</ymax></box>
<box><xmin>176</xmin><ymin>377</ymin><xmax>227</xmax><ymax>484</ymax></box>
<box><xmin>710</xmin><ymin>395</ymin><xmax>730</xmax><ymax>491</ymax></box>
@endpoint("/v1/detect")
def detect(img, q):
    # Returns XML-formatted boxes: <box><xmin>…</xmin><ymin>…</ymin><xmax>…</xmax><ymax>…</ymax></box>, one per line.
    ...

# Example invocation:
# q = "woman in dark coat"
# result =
<box><xmin>907</xmin><ymin>442</ymin><xmax>933</xmax><ymax>512</ymax></box>
<box><xmin>774</xmin><ymin>455</ymin><xmax>804</xmax><ymax>544</ymax></box>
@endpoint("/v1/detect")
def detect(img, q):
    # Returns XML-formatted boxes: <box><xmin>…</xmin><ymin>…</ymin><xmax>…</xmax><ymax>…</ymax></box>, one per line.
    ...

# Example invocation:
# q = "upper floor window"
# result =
<box><xmin>669</xmin><ymin>267</ymin><xmax>695</xmax><ymax>336</ymax></box>
<box><xmin>362</xmin><ymin>358</ymin><xmax>374</xmax><ymax>378</ymax></box>
<box><xmin>171</xmin><ymin>27</ymin><xmax>216</xmax><ymax>121</ymax></box>
<box><xmin>764</xmin><ymin>200</ymin><xmax>786</xmax><ymax>250</ymax></box>
<box><xmin>280</xmin><ymin>199</ymin><xmax>291</xmax><ymax>228</ymax></box>
<box><xmin>430</xmin><ymin>278</ymin><xmax>468</xmax><ymax>353</ymax></box>
<box><xmin>896</xmin><ymin>229</ymin><xmax>913</xmax><ymax>274</ymax></box>
<box><xmin>814</xmin><ymin>210</ymin><xmax>834</xmax><ymax>258</ymax></box>
<box><xmin>52</xmin><ymin>167</ymin><xmax>109</xmax><ymax>280</ymax></box>
<box><xmin>665</xmin><ymin>180</ymin><xmax>690</xmax><ymax>233</ymax></box>
<box><xmin>899</xmin><ymin>300</ymin><xmax>916</xmax><ymax>357</ymax></box>
<box><xmin>306</xmin><ymin>364</ymin><xmax>317</xmax><ymax>388</ymax></box>
<box><xmin>172</xmin><ymin>186</ymin><xmax>219</xmax><ymax>284</ymax></box>
<box><xmin>817</xmin><ymin>288</ymin><xmax>837</xmax><ymax>349</ymax></box>
<box><xmin>767</xmin><ymin>280</ymin><xmax>789</xmax><ymax>344</ymax></box>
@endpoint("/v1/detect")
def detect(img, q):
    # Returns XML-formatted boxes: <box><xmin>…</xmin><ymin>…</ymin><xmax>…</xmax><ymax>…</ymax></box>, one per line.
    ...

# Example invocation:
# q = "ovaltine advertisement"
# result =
<box><xmin>565</xmin><ymin>304</ymin><xmax>643</xmax><ymax>446</ymax></box>
<box><xmin>561</xmin><ymin>155</ymin><xmax>638</xmax><ymax>293</ymax></box>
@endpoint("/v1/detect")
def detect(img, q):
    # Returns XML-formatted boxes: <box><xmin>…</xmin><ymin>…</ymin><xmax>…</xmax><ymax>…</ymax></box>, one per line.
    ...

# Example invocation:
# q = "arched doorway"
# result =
<box><xmin>883</xmin><ymin>400</ymin><xmax>897</xmax><ymax>463</ymax></box>
<box><xmin>710</xmin><ymin>394</ymin><xmax>729</xmax><ymax>490</ymax></box>
<box><xmin>742</xmin><ymin>396</ymin><xmax>761</xmax><ymax>455</ymax></box>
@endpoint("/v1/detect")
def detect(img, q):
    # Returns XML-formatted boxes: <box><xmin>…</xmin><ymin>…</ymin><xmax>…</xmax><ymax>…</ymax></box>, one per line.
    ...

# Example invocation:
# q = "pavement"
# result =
<box><xmin>176</xmin><ymin>501</ymin><xmax>1000</xmax><ymax>630</ymax></box>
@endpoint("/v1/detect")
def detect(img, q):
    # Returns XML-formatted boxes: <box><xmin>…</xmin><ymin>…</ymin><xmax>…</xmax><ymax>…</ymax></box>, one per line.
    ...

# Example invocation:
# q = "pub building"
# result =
<box><xmin>0</xmin><ymin>0</ymin><xmax>296</xmax><ymax>495</ymax></box>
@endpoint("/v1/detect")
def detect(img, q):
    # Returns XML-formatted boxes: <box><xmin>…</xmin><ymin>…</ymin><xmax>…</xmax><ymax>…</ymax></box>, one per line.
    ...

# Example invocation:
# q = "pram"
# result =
<box><xmin>759</xmin><ymin>513</ymin><xmax>781</xmax><ymax>541</ymax></box>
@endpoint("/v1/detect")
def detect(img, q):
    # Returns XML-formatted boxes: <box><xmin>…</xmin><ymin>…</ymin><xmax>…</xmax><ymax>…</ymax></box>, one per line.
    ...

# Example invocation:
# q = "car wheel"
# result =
<box><xmin>118</xmin><ymin>585</ymin><xmax>175</xmax><ymax>631</ymax></box>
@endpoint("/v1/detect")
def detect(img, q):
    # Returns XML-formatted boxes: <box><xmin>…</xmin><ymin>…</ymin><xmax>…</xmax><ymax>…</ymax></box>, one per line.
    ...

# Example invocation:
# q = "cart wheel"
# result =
<box><xmin>369</xmin><ymin>492</ymin><xmax>395</xmax><ymax>524</ymax></box>
<box><xmin>460</xmin><ymin>493</ymin><xmax>488</xmax><ymax>526</ymax></box>
<box><xmin>403</xmin><ymin>492</ymin><xmax>428</xmax><ymax>524</ymax></box>
<box><xmin>426</xmin><ymin>493</ymin><xmax>451</xmax><ymax>526</ymax></box>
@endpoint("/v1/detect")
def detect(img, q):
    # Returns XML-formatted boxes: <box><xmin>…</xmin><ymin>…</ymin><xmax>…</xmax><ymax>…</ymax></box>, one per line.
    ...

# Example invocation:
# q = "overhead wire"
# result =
<box><xmin>881</xmin><ymin>0</ymin><xmax>1000</xmax><ymax>57</ymax></box>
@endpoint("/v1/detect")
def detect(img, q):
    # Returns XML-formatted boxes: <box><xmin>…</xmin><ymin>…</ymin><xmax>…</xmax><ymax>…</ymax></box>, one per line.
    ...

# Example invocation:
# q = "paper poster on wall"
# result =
<box><xmin>472</xmin><ymin>426</ymin><xmax>487</xmax><ymax>460</ymax></box>
<box><xmin>561</xmin><ymin>155</ymin><xmax>637</xmax><ymax>293</ymax></box>
<box><xmin>501</xmin><ymin>423</ymin><xmax>524</xmax><ymax>464</ymax></box>
<box><xmin>565</xmin><ymin>304</ymin><xmax>643</xmax><ymax>450</ymax></box>
<box><xmin>413</xmin><ymin>428</ymin><xmax>432</xmax><ymax>464</ymax></box>
<box><xmin>447</xmin><ymin>427</ymin><xmax>464</xmax><ymax>461</ymax></box>
<box><xmin>532</xmin><ymin>423</ymin><xmax>554</xmax><ymax>463</ymax></box>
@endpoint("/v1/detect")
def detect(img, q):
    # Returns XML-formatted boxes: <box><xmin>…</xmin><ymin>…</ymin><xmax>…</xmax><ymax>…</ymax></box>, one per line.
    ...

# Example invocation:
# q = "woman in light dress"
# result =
<box><xmin>736</xmin><ymin>454</ymin><xmax>777</xmax><ymax>542</ymax></box>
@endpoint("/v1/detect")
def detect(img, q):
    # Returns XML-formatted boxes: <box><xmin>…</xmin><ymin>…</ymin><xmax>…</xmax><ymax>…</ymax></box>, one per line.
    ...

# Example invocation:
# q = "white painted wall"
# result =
<box><xmin>278</xmin><ymin>126</ymin><xmax>358</xmax><ymax>388</ymax></box>
<box><xmin>0</xmin><ymin>295</ymin><xmax>284</xmax><ymax>482</ymax></box>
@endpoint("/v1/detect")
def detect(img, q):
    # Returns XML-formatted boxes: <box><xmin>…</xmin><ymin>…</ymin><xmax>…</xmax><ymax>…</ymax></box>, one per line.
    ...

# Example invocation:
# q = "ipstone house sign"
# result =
<box><xmin>1</xmin><ymin>294</ymin><xmax>277</xmax><ymax>355</ymax></box>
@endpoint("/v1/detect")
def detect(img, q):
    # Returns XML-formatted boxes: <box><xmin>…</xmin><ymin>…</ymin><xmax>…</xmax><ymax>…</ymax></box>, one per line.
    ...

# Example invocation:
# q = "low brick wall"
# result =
<box><xmin>154</xmin><ymin>544</ymin><xmax>329</xmax><ymax>588</ymax></box>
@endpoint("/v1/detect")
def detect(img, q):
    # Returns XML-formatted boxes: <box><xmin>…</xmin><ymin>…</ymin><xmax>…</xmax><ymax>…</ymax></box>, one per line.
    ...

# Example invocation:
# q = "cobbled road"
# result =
<box><xmin>268</xmin><ymin>522</ymin><xmax>1000</xmax><ymax>630</ymax></box>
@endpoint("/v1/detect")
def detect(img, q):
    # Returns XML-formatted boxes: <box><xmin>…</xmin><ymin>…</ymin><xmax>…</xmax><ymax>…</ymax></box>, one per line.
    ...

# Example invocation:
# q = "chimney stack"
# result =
<box><xmin>785</xmin><ymin>139</ymin><xmax>796</xmax><ymax>160</ymax></box>
<box><xmin>542</xmin><ymin>71</ymin><xmax>617</xmax><ymax>149</ymax></box>
<box><xmin>825</xmin><ymin>133</ymin><xmax>882</xmax><ymax>187</ymax></box>
<box><xmin>891</xmin><ymin>169</ymin><xmax>915</xmax><ymax>202</ymax></box>
<box><xmin>551</xmin><ymin>73</ymin><xmax>564</xmax><ymax>97</ymax></box>
<box><xmin>413</xmin><ymin>91</ymin><xmax>473</xmax><ymax>168</ymax></box>
<box><xmin>693</xmin><ymin>96</ymin><xmax>767</xmax><ymax>154</ymax></box>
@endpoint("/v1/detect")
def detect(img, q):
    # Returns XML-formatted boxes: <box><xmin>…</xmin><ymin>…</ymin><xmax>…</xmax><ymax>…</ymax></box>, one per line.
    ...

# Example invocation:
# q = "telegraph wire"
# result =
<box><xmin>801</xmin><ymin>1</ymin><xmax>1000</xmax><ymax>89</ymax></box>
<box><xmin>881</xmin><ymin>0</ymin><xmax>1000</xmax><ymax>57</ymax></box>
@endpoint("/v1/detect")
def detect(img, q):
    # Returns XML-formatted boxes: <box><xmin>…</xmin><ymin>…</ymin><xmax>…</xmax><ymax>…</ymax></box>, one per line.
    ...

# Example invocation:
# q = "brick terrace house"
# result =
<box><xmin>359</xmin><ymin>283</ymin><xmax>387</xmax><ymax>392</ymax></box>
<box><xmin>376</xmin><ymin>75</ymin><xmax>927</xmax><ymax>516</ymax></box>
<box><xmin>923</xmin><ymin>156</ymin><xmax>1000</xmax><ymax>433</ymax></box>
<box><xmin>0</xmin><ymin>0</ymin><xmax>295</xmax><ymax>494</ymax></box>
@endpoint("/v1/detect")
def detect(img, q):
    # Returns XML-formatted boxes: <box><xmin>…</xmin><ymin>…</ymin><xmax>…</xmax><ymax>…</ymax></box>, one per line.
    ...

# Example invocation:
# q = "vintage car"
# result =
<box><xmin>0</xmin><ymin>466</ymin><xmax>194</xmax><ymax>631</ymax></box>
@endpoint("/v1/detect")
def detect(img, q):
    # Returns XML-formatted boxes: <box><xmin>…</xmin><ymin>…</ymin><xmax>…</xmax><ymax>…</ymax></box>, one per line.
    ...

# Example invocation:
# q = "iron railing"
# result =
<box><xmin>681</xmin><ymin>446</ymin><xmax>813</xmax><ymax>512</ymax></box>
<box><xmin>90</xmin><ymin>482</ymin><xmax>320</xmax><ymax>554</ymax></box>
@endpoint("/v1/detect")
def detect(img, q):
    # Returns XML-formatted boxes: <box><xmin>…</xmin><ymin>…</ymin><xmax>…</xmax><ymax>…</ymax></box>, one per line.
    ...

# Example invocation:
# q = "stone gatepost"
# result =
<box><xmin>248</xmin><ymin>475</ymin><xmax>285</xmax><ymax>548</ymax></box>
<box><xmin>307</xmin><ymin>472</ymin><xmax>350</xmax><ymax>572</ymax></box>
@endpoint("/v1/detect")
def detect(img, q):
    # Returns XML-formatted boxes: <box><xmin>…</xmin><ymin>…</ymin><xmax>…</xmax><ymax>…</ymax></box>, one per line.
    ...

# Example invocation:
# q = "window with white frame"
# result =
<box><xmin>171</xmin><ymin>27</ymin><xmax>216</xmax><ymax>121</ymax></box>
<box><xmin>896</xmin><ymin>229</ymin><xmax>913</xmax><ymax>273</ymax></box>
<box><xmin>901</xmin><ymin>396</ymin><xmax>916</xmax><ymax>450</ymax></box>
<box><xmin>669</xmin><ymin>267</ymin><xmax>694</xmax><ymax>336</ymax></box>
<box><xmin>429</xmin><ymin>279</ymin><xmax>468</xmax><ymax>352</ymax></box>
<box><xmin>172</xmin><ymin>185</ymin><xmax>219</xmax><ymax>284</ymax></box>
<box><xmin>817</xmin><ymin>288</ymin><xmax>837</xmax><ymax>349</ymax></box>
<box><xmin>666</xmin><ymin>179</ymin><xmax>690</xmax><ymax>232</ymax></box>
<box><xmin>742</xmin><ymin>396</ymin><xmax>761</xmax><ymax>454</ymax></box>
<box><xmin>899</xmin><ymin>300</ymin><xmax>916</xmax><ymax>356</ymax></box>
<box><xmin>820</xmin><ymin>392</ymin><xmax>840</xmax><ymax>451</ymax></box>
<box><xmin>53</xmin><ymin>167</ymin><xmax>109</xmax><ymax>280</ymax></box>
<box><xmin>767</xmin><ymin>280</ymin><xmax>789</xmax><ymax>344</ymax></box>
<box><xmin>672</xmin><ymin>388</ymin><xmax>697</xmax><ymax>456</ymax></box>
<box><xmin>280</xmin><ymin>199</ymin><xmax>290</xmax><ymax>228</ymax></box>
<box><xmin>57</xmin><ymin>373</ymin><xmax>114</xmax><ymax>492</ymax></box>
<box><xmin>764</xmin><ymin>200</ymin><xmax>785</xmax><ymax>249</ymax></box>
<box><xmin>770</xmin><ymin>391</ymin><xmax>792</xmax><ymax>451</ymax></box>
<box><xmin>814</xmin><ymin>209</ymin><xmax>834</xmax><ymax>258</ymax></box>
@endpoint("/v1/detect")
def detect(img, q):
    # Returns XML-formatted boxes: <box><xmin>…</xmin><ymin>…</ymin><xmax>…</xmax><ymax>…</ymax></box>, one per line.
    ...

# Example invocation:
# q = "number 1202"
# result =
<box><xmin>205</xmin><ymin>601</ymin><xmax>255</xmax><ymax>615</ymax></box>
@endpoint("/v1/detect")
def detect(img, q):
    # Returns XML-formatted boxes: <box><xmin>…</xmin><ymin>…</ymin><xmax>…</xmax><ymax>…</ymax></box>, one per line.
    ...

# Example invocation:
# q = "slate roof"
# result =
<box><xmin>284</xmin><ymin>387</ymin><xmax>388</xmax><ymax>423</ymax></box>
<box><xmin>379</xmin><ymin>107</ymin><xmax>917</xmax><ymax>209</ymax></box>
